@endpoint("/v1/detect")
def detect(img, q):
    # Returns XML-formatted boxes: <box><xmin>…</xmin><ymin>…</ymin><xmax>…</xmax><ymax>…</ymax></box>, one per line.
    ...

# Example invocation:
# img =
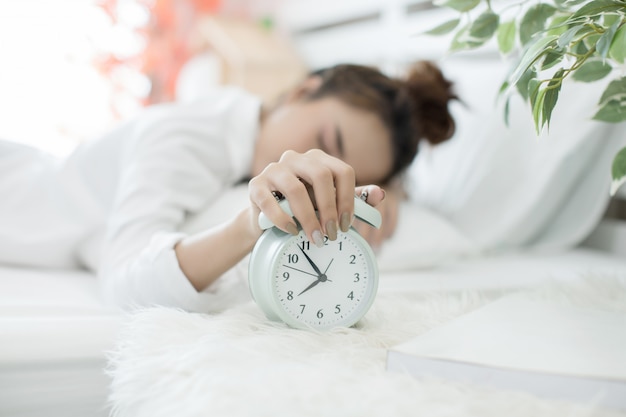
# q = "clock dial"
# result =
<box><xmin>271</xmin><ymin>230</ymin><xmax>376</xmax><ymax>329</ymax></box>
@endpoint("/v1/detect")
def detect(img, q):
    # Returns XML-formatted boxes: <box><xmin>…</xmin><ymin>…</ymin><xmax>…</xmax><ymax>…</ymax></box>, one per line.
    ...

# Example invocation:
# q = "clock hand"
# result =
<box><xmin>296</xmin><ymin>241</ymin><xmax>333</xmax><ymax>296</ymax></box>
<box><xmin>282</xmin><ymin>264</ymin><xmax>318</xmax><ymax>278</ymax></box>
<box><xmin>298</xmin><ymin>278</ymin><xmax>321</xmax><ymax>296</ymax></box>
<box><xmin>323</xmin><ymin>258</ymin><xmax>334</xmax><ymax>275</ymax></box>
<box><xmin>298</xmin><ymin>245</ymin><xmax>324</xmax><ymax>277</ymax></box>
<box><xmin>297</xmin><ymin>268</ymin><xmax>331</xmax><ymax>296</ymax></box>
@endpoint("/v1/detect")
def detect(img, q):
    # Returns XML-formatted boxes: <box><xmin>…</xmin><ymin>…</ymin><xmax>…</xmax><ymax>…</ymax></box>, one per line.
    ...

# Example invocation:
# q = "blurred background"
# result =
<box><xmin>0</xmin><ymin>0</ymin><xmax>475</xmax><ymax>156</ymax></box>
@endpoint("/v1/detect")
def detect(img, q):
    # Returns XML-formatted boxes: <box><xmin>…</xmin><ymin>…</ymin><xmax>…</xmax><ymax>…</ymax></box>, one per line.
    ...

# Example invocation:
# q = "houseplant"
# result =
<box><xmin>425</xmin><ymin>0</ymin><xmax>626</xmax><ymax>194</ymax></box>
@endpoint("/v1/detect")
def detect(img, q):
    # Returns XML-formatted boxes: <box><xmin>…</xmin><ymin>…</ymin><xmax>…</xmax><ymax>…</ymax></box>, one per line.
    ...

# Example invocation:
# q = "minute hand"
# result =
<box><xmin>298</xmin><ymin>245</ymin><xmax>323</xmax><ymax>277</ymax></box>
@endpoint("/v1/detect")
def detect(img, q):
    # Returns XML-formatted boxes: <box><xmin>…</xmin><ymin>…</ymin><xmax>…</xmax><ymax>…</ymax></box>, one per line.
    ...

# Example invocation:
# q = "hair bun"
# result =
<box><xmin>404</xmin><ymin>61</ymin><xmax>458</xmax><ymax>145</ymax></box>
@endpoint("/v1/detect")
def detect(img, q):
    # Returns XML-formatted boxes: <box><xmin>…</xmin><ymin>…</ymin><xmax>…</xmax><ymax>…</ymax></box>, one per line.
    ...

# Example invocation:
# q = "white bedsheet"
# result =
<box><xmin>0</xmin><ymin>267</ymin><xmax>122</xmax><ymax>417</ymax></box>
<box><xmin>1</xmin><ymin>247</ymin><xmax>625</xmax><ymax>416</ymax></box>
<box><xmin>106</xmin><ymin>249</ymin><xmax>626</xmax><ymax>417</ymax></box>
<box><xmin>379</xmin><ymin>248</ymin><xmax>626</xmax><ymax>293</ymax></box>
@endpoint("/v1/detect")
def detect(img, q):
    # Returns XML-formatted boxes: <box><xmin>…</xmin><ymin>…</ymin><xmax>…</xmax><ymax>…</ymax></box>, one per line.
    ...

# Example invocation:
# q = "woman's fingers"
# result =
<box><xmin>355</xmin><ymin>185</ymin><xmax>385</xmax><ymax>208</ymax></box>
<box><xmin>279</xmin><ymin>150</ymin><xmax>340</xmax><ymax>245</ymax></box>
<box><xmin>353</xmin><ymin>184</ymin><xmax>385</xmax><ymax>250</ymax></box>
<box><xmin>248</xmin><ymin>173</ymin><xmax>300</xmax><ymax>236</ymax></box>
<box><xmin>298</xmin><ymin>150</ymin><xmax>356</xmax><ymax>237</ymax></box>
<box><xmin>354</xmin><ymin>184</ymin><xmax>399</xmax><ymax>250</ymax></box>
<box><xmin>248</xmin><ymin>150</ymin><xmax>357</xmax><ymax>246</ymax></box>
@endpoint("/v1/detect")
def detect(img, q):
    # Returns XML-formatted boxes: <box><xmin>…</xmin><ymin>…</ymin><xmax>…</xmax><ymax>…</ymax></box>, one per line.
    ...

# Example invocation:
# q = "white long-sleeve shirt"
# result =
<box><xmin>0</xmin><ymin>87</ymin><xmax>261</xmax><ymax>312</ymax></box>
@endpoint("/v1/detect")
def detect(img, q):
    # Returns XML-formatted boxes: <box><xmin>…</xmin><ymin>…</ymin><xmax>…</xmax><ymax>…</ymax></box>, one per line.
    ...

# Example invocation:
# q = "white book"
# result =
<box><xmin>386</xmin><ymin>294</ymin><xmax>626</xmax><ymax>410</ymax></box>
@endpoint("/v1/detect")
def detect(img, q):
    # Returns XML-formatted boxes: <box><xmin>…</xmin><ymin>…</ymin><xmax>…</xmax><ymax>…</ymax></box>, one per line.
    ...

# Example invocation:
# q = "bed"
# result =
<box><xmin>1</xmin><ymin>196</ymin><xmax>625</xmax><ymax>417</ymax></box>
<box><xmin>0</xmin><ymin>266</ymin><xmax>122</xmax><ymax>417</ymax></box>
<box><xmin>2</xmin><ymin>0</ymin><xmax>626</xmax><ymax>416</ymax></box>
<box><xmin>1</xmin><ymin>245</ymin><xmax>625</xmax><ymax>417</ymax></box>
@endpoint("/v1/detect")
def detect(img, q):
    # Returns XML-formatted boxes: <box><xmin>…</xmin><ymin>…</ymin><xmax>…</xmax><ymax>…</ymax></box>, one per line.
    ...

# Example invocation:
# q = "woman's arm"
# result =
<box><xmin>174</xmin><ymin>207</ymin><xmax>259</xmax><ymax>291</ymax></box>
<box><xmin>101</xmin><ymin>140</ymin><xmax>384</xmax><ymax>310</ymax></box>
<box><xmin>174</xmin><ymin>149</ymin><xmax>387</xmax><ymax>292</ymax></box>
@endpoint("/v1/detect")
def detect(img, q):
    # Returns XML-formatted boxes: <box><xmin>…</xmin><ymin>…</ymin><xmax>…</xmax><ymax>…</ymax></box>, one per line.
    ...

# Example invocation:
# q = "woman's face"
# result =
<box><xmin>252</xmin><ymin>96</ymin><xmax>393</xmax><ymax>185</ymax></box>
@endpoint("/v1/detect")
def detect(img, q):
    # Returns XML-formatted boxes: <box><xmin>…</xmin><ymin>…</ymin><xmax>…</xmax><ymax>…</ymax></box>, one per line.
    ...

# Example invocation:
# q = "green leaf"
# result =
<box><xmin>557</xmin><ymin>24</ymin><xmax>586</xmax><ymax>48</ymax></box>
<box><xmin>517</xmin><ymin>68</ymin><xmax>537</xmax><ymax>100</ymax></box>
<box><xmin>497</xmin><ymin>20</ymin><xmax>517</xmax><ymax>54</ymax></box>
<box><xmin>450</xmin><ymin>24</ymin><xmax>472</xmax><ymax>51</ymax></box>
<box><xmin>566</xmin><ymin>0</ymin><xmax>595</xmax><ymax>6</ymax></box>
<box><xmin>574</xmin><ymin>37</ymin><xmax>590</xmax><ymax>54</ymax></box>
<box><xmin>434</xmin><ymin>0</ymin><xmax>481</xmax><ymax>12</ymax></box>
<box><xmin>570</xmin><ymin>0</ymin><xmax>626</xmax><ymax>21</ymax></box>
<box><xmin>593</xmin><ymin>98</ymin><xmax>626</xmax><ymax>122</ymax></box>
<box><xmin>508</xmin><ymin>35</ymin><xmax>559</xmax><ymax>89</ymax></box>
<box><xmin>597</xmin><ymin>76</ymin><xmax>626</xmax><ymax>105</ymax></box>
<box><xmin>424</xmin><ymin>18</ymin><xmax>461</xmax><ymax>35</ymax></box>
<box><xmin>611</xmin><ymin>146</ymin><xmax>626</xmax><ymax>196</ymax></box>
<box><xmin>499</xmin><ymin>79</ymin><xmax>510</xmax><ymax>95</ymax></box>
<box><xmin>469</xmin><ymin>10</ymin><xmax>499</xmax><ymax>40</ymax></box>
<box><xmin>584</xmin><ymin>33</ymin><xmax>602</xmax><ymax>49</ymax></box>
<box><xmin>543</xmin><ymin>69</ymin><xmax>564</xmax><ymax>129</ymax></box>
<box><xmin>597</xmin><ymin>20</ymin><xmax>621</xmax><ymax>58</ymax></box>
<box><xmin>541</xmin><ymin>49</ymin><xmax>564</xmax><ymax>70</ymax></box>
<box><xmin>556</xmin><ymin>0</ymin><xmax>588</xmax><ymax>7</ymax></box>
<box><xmin>546</xmin><ymin>15</ymin><xmax>571</xmax><ymax>37</ymax></box>
<box><xmin>609</xmin><ymin>24</ymin><xmax>626</xmax><ymax>64</ymax></box>
<box><xmin>528</xmin><ymin>78</ymin><xmax>541</xmax><ymax>107</ymax></box>
<box><xmin>532</xmin><ymin>84</ymin><xmax>548</xmax><ymax>133</ymax></box>
<box><xmin>519</xmin><ymin>4</ymin><xmax>557</xmax><ymax>45</ymax></box>
<box><xmin>450</xmin><ymin>23</ymin><xmax>485</xmax><ymax>51</ymax></box>
<box><xmin>504</xmin><ymin>97</ymin><xmax>511</xmax><ymax>126</ymax></box>
<box><xmin>572</xmin><ymin>60</ymin><xmax>614</xmax><ymax>82</ymax></box>
<box><xmin>602</xmin><ymin>13</ymin><xmax>622</xmax><ymax>27</ymax></box>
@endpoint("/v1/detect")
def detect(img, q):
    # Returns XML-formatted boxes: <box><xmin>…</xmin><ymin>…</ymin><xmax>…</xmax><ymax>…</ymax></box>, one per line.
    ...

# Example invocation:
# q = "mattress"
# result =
<box><xmin>1</xmin><ymin>247</ymin><xmax>625</xmax><ymax>417</ymax></box>
<box><xmin>0</xmin><ymin>266</ymin><xmax>123</xmax><ymax>417</ymax></box>
<box><xmin>106</xmin><ymin>248</ymin><xmax>626</xmax><ymax>417</ymax></box>
<box><xmin>378</xmin><ymin>248</ymin><xmax>626</xmax><ymax>293</ymax></box>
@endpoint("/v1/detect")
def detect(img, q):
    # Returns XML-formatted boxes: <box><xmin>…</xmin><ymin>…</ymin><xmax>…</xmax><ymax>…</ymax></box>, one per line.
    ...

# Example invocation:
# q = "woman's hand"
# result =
<box><xmin>247</xmin><ymin>149</ymin><xmax>385</xmax><ymax>247</ymax></box>
<box><xmin>353</xmin><ymin>180</ymin><xmax>404</xmax><ymax>251</ymax></box>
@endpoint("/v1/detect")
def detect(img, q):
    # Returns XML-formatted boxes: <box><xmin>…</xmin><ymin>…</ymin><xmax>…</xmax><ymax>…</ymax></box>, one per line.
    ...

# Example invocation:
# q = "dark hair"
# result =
<box><xmin>307</xmin><ymin>61</ymin><xmax>458</xmax><ymax>184</ymax></box>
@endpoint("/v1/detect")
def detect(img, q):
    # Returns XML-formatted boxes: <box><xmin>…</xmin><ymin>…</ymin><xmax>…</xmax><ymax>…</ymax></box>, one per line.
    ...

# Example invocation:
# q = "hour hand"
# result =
<box><xmin>298</xmin><ymin>279</ymin><xmax>321</xmax><ymax>296</ymax></box>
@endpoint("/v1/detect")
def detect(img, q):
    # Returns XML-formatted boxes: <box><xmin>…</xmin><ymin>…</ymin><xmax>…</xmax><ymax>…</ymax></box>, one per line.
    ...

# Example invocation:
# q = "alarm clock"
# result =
<box><xmin>248</xmin><ymin>195</ymin><xmax>382</xmax><ymax>330</ymax></box>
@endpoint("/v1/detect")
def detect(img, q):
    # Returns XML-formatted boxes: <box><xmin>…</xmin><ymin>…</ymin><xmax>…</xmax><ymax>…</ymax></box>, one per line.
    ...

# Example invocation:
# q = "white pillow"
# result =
<box><xmin>180</xmin><ymin>185</ymin><xmax>250</xmax><ymax>234</ymax></box>
<box><xmin>376</xmin><ymin>201</ymin><xmax>477</xmax><ymax>272</ymax></box>
<box><xmin>409</xmin><ymin>58</ymin><xmax>625</xmax><ymax>252</ymax></box>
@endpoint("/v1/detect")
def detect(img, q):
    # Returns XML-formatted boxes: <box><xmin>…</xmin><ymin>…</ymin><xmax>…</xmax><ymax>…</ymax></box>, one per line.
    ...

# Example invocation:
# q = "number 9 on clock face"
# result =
<box><xmin>248</xmin><ymin>227</ymin><xmax>379</xmax><ymax>331</ymax></box>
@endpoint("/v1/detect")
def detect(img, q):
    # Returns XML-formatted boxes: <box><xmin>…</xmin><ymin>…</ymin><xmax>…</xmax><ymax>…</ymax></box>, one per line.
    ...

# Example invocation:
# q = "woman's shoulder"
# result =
<box><xmin>129</xmin><ymin>87</ymin><xmax>259</xmax><ymax>135</ymax></box>
<box><xmin>126</xmin><ymin>86</ymin><xmax>260</xmax><ymax>154</ymax></box>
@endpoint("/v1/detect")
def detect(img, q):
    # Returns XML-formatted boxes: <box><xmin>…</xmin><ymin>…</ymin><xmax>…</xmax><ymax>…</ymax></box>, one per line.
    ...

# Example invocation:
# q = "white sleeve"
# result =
<box><xmin>97</xmin><ymin>118</ymin><xmax>236</xmax><ymax>312</ymax></box>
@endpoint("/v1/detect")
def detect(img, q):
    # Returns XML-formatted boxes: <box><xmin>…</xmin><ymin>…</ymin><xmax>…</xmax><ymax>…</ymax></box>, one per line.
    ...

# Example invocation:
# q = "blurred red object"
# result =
<box><xmin>97</xmin><ymin>0</ymin><xmax>222</xmax><ymax>106</ymax></box>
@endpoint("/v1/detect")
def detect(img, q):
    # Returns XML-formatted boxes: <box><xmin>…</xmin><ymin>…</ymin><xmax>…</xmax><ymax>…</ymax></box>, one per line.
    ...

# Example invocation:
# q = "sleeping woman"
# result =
<box><xmin>0</xmin><ymin>61</ymin><xmax>457</xmax><ymax>311</ymax></box>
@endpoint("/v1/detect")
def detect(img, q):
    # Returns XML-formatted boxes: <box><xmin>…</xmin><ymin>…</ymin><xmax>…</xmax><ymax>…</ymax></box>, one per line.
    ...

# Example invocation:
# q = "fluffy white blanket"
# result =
<box><xmin>107</xmin><ymin>276</ymin><xmax>626</xmax><ymax>417</ymax></box>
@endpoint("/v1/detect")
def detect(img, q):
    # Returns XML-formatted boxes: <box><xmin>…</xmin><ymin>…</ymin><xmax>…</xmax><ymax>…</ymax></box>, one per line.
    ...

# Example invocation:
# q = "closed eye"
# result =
<box><xmin>316</xmin><ymin>131</ymin><xmax>329</xmax><ymax>154</ymax></box>
<box><xmin>335</xmin><ymin>124</ymin><xmax>344</xmax><ymax>157</ymax></box>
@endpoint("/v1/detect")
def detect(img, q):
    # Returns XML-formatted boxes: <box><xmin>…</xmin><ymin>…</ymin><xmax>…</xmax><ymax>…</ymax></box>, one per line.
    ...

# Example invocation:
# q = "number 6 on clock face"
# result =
<box><xmin>248</xmin><ymin>196</ymin><xmax>381</xmax><ymax>330</ymax></box>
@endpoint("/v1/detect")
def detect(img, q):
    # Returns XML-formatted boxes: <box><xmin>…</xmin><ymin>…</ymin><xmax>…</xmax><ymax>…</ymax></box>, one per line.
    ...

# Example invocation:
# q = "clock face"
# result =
<box><xmin>270</xmin><ymin>229</ymin><xmax>377</xmax><ymax>329</ymax></box>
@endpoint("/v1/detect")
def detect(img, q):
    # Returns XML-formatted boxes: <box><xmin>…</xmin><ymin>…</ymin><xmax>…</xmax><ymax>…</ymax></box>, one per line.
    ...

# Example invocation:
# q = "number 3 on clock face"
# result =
<box><xmin>248</xmin><ymin>196</ymin><xmax>381</xmax><ymax>331</ymax></box>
